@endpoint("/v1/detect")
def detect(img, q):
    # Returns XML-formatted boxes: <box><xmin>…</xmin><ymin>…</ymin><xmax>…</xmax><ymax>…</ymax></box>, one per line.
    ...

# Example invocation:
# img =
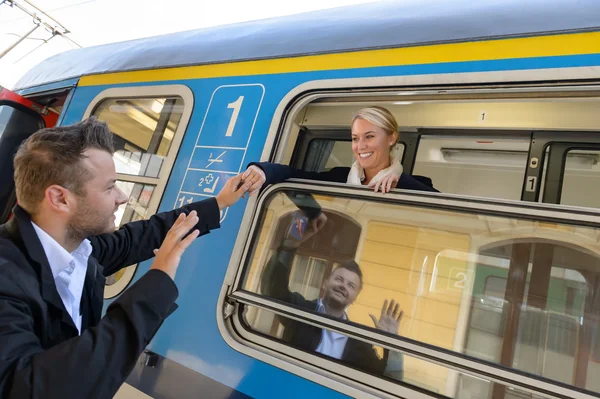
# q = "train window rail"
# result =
<box><xmin>84</xmin><ymin>86</ymin><xmax>193</xmax><ymax>298</ymax></box>
<box><xmin>225</xmin><ymin>183</ymin><xmax>600</xmax><ymax>399</ymax></box>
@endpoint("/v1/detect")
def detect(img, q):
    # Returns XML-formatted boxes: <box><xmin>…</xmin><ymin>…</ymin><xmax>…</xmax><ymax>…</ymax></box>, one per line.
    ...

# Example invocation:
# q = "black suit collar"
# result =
<box><xmin>9</xmin><ymin>206</ymin><xmax>78</xmax><ymax>332</ymax></box>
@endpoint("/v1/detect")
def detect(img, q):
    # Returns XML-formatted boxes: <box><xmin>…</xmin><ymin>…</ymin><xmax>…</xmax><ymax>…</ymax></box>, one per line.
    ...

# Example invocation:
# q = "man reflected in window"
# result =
<box><xmin>260</xmin><ymin>212</ymin><xmax>404</xmax><ymax>376</ymax></box>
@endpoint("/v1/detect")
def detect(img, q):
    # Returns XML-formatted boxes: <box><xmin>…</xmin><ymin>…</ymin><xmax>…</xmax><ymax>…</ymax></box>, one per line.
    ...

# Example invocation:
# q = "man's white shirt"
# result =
<box><xmin>315</xmin><ymin>298</ymin><xmax>349</xmax><ymax>359</ymax></box>
<box><xmin>31</xmin><ymin>222</ymin><xmax>92</xmax><ymax>334</ymax></box>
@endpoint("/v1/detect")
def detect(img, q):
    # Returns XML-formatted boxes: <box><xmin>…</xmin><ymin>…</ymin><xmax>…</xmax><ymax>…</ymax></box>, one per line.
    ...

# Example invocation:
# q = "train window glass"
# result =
<box><xmin>240</xmin><ymin>189</ymin><xmax>600</xmax><ymax>396</ymax></box>
<box><xmin>306</xmin><ymin>139</ymin><xmax>404</xmax><ymax>172</ymax></box>
<box><xmin>105</xmin><ymin>181</ymin><xmax>156</xmax><ymax>287</ymax></box>
<box><xmin>241</xmin><ymin>305</ymin><xmax>550</xmax><ymax>399</ymax></box>
<box><xmin>560</xmin><ymin>149</ymin><xmax>600</xmax><ymax>209</ymax></box>
<box><xmin>93</xmin><ymin>97</ymin><xmax>184</xmax><ymax>178</ymax></box>
<box><xmin>413</xmin><ymin>136</ymin><xmax>530</xmax><ymax>200</ymax></box>
<box><xmin>289</xmin><ymin>255</ymin><xmax>328</xmax><ymax>301</ymax></box>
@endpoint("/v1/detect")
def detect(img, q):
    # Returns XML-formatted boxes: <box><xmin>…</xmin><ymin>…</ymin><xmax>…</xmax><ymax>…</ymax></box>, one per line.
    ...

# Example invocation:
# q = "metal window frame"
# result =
<box><xmin>224</xmin><ymin>180</ymin><xmax>600</xmax><ymax>399</ymax></box>
<box><xmin>218</xmin><ymin>68</ymin><xmax>600</xmax><ymax>398</ymax></box>
<box><xmin>82</xmin><ymin>85</ymin><xmax>194</xmax><ymax>298</ymax></box>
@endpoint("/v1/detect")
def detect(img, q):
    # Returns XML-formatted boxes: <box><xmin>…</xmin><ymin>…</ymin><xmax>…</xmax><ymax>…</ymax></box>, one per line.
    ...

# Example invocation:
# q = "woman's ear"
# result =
<box><xmin>389</xmin><ymin>131</ymin><xmax>399</xmax><ymax>147</ymax></box>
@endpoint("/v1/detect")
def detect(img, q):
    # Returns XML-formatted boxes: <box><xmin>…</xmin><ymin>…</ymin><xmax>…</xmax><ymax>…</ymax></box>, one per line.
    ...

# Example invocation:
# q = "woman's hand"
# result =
<box><xmin>215</xmin><ymin>174</ymin><xmax>252</xmax><ymax>210</ymax></box>
<box><xmin>370</xmin><ymin>173</ymin><xmax>400</xmax><ymax>193</ymax></box>
<box><xmin>242</xmin><ymin>165</ymin><xmax>267</xmax><ymax>196</ymax></box>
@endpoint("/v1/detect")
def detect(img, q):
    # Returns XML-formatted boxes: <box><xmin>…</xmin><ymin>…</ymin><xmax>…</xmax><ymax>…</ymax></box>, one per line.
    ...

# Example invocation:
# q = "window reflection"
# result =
<box><xmin>242</xmin><ymin>190</ymin><xmax>600</xmax><ymax>397</ymax></box>
<box><xmin>242</xmin><ymin>305</ymin><xmax>549</xmax><ymax>399</ymax></box>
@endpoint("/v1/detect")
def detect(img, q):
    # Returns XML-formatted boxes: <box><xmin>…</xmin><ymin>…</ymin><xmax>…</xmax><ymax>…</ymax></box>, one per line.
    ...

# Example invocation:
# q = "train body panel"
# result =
<box><xmin>3</xmin><ymin>2</ymin><xmax>600</xmax><ymax>398</ymax></box>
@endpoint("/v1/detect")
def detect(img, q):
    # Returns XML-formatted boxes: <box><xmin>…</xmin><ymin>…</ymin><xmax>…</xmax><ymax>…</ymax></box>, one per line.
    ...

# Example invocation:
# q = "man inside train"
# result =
<box><xmin>0</xmin><ymin>117</ymin><xmax>252</xmax><ymax>398</ymax></box>
<box><xmin>260</xmin><ymin>209</ymin><xmax>404</xmax><ymax>377</ymax></box>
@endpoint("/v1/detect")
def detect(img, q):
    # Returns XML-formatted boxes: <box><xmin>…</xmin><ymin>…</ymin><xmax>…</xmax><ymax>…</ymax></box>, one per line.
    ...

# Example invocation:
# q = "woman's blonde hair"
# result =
<box><xmin>351</xmin><ymin>106</ymin><xmax>399</xmax><ymax>150</ymax></box>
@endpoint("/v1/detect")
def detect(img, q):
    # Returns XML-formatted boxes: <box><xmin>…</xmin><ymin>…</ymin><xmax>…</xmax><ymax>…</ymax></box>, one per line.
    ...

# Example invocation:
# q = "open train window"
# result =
<box><xmin>413</xmin><ymin>134</ymin><xmax>531</xmax><ymax>201</ymax></box>
<box><xmin>277</xmin><ymin>96</ymin><xmax>600</xmax><ymax>208</ymax></box>
<box><xmin>223</xmin><ymin>182</ymin><xmax>600</xmax><ymax>399</ymax></box>
<box><xmin>84</xmin><ymin>86</ymin><xmax>193</xmax><ymax>298</ymax></box>
<box><xmin>300</xmin><ymin>136</ymin><xmax>405</xmax><ymax>172</ymax></box>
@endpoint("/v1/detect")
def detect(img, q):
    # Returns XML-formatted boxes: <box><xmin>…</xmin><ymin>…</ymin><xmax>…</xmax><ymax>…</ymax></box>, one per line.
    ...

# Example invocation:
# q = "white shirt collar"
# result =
<box><xmin>31</xmin><ymin>222</ymin><xmax>92</xmax><ymax>278</ymax></box>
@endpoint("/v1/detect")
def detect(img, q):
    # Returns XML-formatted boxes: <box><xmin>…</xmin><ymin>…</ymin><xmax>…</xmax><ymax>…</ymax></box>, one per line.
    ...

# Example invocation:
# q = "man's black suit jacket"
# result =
<box><xmin>260</xmin><ymin>246</ymin><xmax>388</xmax><ymax>375</ymax></box>
<box><xmin>0</xmin><ymin>199</ymin><xmax>220</xmax><ymax>399</ymax></box>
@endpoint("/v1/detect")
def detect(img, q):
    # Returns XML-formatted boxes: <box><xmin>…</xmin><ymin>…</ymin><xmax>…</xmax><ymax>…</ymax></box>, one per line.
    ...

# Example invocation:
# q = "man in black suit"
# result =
<box><xmin>0</xmin><ymin>117</ymin><xmax>251</xmax><ymax>398</ymax></box>
<box><xmin>260</xmin><ymin>212</ymin><xmax>404</xmax><ymax>376</ymax></box>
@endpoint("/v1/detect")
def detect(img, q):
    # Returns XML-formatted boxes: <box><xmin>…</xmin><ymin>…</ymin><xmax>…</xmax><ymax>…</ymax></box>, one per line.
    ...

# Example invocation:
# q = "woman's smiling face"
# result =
<box><xmin>351</xmin><ymin>118</ymin><xmax>396</xmax><ymax>173</ymax></box>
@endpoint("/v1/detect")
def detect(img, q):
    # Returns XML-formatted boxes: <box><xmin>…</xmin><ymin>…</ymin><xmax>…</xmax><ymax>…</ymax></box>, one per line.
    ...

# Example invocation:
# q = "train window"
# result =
<box><xmin>413</xmin><ymin>135</ymin><xmax>530</xmax><ymax>200</ymax></box>
<box><xmin>242</xmin><ymin>305</ymin><xmax>551</xmax><ymax>399</ymax></box>
<box><xmin>560</xmin><ymin>149</ymin><xmax>600</xmax><ymax>209</ymax></box>
<box><xmin>233</xmin><ymin>187</ymin><xmax>600</xmax><ymax>398</ymax></box>
<box><xmin>86</xmin><ymin>86</ymin><xmax>193</xmax><ymax>298</ymax></box>
<box><xmin>105</xmin><ymin>181</ymin><xmax>156</xmax><ymax>287</ymax></box>
<box><xmin>94</xmin><ymin>97</ymin><xmax>184</xmax><ymax>178</ymax></box>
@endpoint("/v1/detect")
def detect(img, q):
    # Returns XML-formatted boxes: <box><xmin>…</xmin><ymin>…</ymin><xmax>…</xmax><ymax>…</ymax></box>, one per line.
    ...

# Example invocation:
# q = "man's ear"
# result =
<box><xmin>45</xmin><ymin>185</ymin><xmax>74</xmax><ymax>214</ymax></box>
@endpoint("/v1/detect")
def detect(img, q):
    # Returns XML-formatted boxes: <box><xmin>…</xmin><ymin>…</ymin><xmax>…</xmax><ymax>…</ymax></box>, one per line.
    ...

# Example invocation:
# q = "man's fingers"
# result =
<box><xmin>369</xmin><ymin>314</ymin><xmax>379</xmax><ymax>327</ymax></box>
<box><xmin>396</xmin><ymin>310</ymin><xmax>404</xmax><ymax>322</ymax></box>
<box><xmin>381</xmin><ymin>299</ymin><xmax>388</xmax><ymax>319</ymax></box>
<box><xmin>166</xmin><ymin>212</ymin><xmax>192</xmax><ymax>238</ymax></box>
<box><xmin>168</xmin><ymin>229</ymin><xmax>200</xmax><ymax>260</ymax></box>
<box><xmin>175</xmin><ymin>229</ymin><xmax>200</xmax><ymax>253</ymax></box>
<box><xmin>388</xmin><ymin>299</ymin><xmax>396</xmax><ymax>316</ymax></box>
<box><xmin>392</xmin><ymin>302</ymin><xmax>401</xmax><ymax>318</ymax></box>
<box><xmin>169</xmin><ymin>211</ymin><xmax>199</xmax><ymax>241</ymax></box>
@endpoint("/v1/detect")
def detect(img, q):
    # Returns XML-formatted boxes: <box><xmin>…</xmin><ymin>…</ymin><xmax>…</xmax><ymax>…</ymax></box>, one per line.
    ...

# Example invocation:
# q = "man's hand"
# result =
<box><xmin>369</xmin><ymin>299</ymin><xmax>403</xmax><ymax>335</ymax></box>
<box><xmin>150</xmin><ymin>211</ymin><xmax>200</xmax><ymax>280</ymax></box>
<box><xmin>242</xmin><ymin>165</ymin><xmax>267</xmax><ymax>196</ymax></box>
<box><xmin>215</xmin><ymin>174</ymin><xmax>252</xmax><ymax>210</ymax></box>
<box><xmin>284</xmin><ymin>212</ymin><xmax>327</xmax><ymax>249</ymax></box>
<box><xmin>308</xmin><ymin>212</ymin><xmax>327</xmax><ymax>237</ymax></box>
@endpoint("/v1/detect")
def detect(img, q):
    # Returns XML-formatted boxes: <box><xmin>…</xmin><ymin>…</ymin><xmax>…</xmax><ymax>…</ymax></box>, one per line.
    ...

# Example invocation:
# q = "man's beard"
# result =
<box><xmin>67</xmin><ymin>204</ymin><xmax>114</xmax><ymax>243</ymax></box>
<box><xmin>323</xmin><ymin>289</ymin><xmax>348</xmax><ymax>311</ymax></box>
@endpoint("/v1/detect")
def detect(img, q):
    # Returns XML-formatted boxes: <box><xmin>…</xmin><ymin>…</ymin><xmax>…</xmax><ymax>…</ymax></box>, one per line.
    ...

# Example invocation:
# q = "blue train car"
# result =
<box><xmin>2</xmin><ymin>1</ymin><xmax>600</xmax><ymax>398</ymax></box>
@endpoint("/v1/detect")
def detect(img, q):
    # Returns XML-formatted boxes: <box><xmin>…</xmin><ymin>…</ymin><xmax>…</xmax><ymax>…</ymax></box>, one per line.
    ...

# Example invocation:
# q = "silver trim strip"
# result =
<box><xmin>216</xmin><ymin>286</ymin><xmax>398</xmax><ymax>399</ymax></box>
<box><xmin>231</xmin><ymin>180</ymin><xmax>600</xmax><ymax>291</ymax></box>
<box><xmin>231</xmin><ymin>291</ymin><xmax>578</xmax><ymax>399</ymax></box>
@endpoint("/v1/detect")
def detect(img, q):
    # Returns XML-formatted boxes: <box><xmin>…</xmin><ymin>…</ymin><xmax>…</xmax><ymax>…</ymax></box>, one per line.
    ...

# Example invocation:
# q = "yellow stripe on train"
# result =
<box><xmin>79</xmin><ymin>31</ymin><xmax>600</xmax><ymax>86</ymax></box>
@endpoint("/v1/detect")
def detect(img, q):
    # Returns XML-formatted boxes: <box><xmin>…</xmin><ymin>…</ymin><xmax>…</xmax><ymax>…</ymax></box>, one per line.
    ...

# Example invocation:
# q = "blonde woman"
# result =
<box><xmin>243</xmin><ymin>106</ymin><xmax>438</xmax><ymax>194</ymax></box>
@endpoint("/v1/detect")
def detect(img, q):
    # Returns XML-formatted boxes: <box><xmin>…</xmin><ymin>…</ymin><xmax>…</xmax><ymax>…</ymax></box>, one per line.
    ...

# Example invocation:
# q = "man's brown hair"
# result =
<box><xmin>13</xmin><ymin>116</ymin><xmax>115</xmax><ymax>214</ymax></box>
